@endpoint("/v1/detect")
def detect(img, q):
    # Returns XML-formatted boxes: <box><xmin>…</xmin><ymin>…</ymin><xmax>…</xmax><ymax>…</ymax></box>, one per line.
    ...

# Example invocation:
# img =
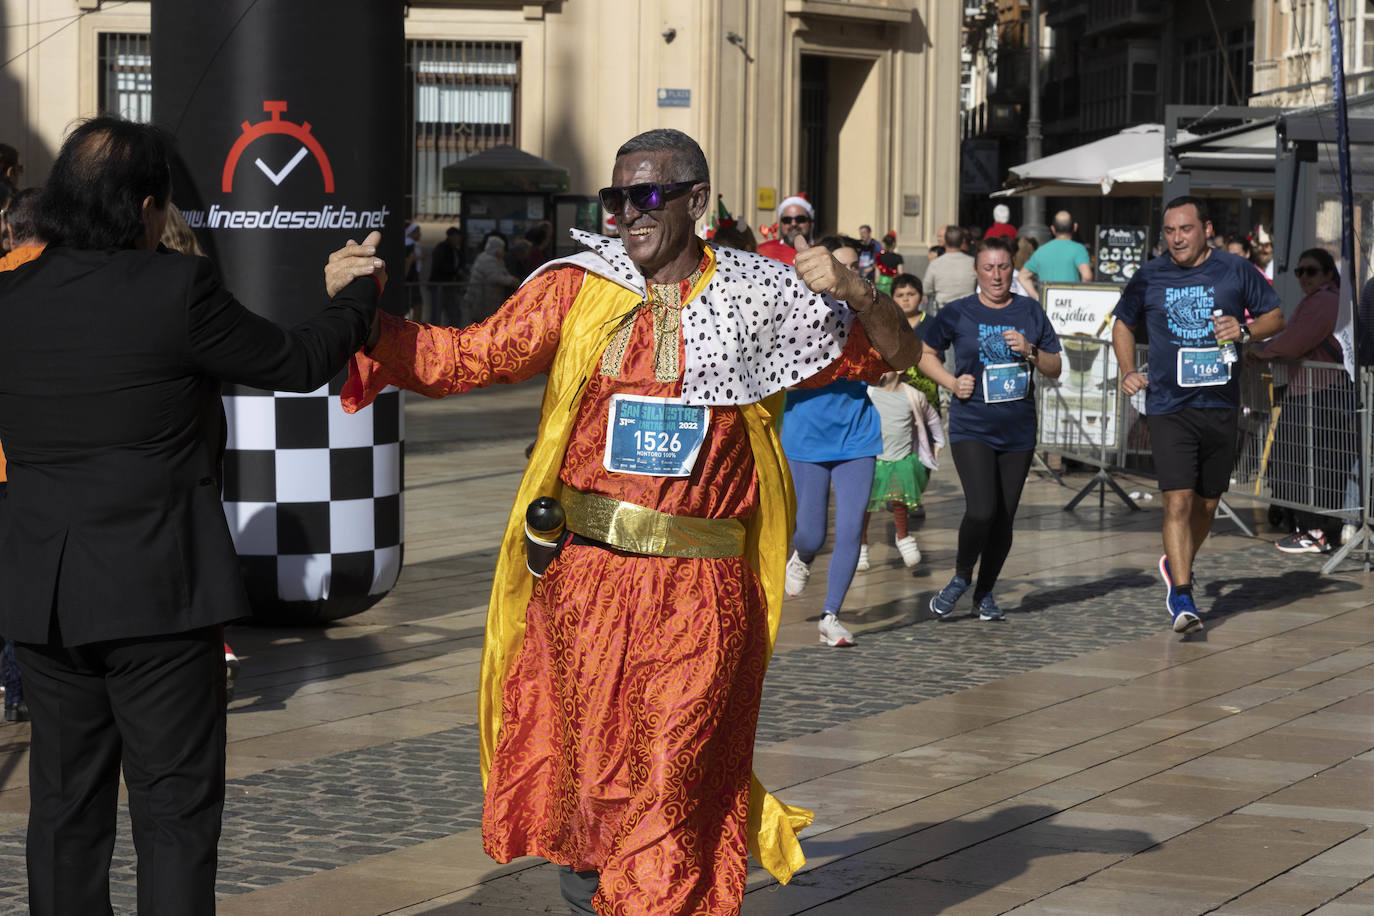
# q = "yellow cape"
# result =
<box><xmin>478</xmin><ymin>247</ymin><xmax>814</xmax><ymax>883</ymax></box>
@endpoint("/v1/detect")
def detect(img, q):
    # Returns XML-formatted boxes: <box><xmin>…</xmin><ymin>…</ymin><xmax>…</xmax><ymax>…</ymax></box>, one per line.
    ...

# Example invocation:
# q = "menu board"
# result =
<box><xmin>1094</xmin><ymin>225</ymin><xmax>1149</xmax><ymax>285</ymax></box>
<box><xmin>1038</xmin><ymin>283</ymin><xmax>1123</xmax><ymax>452</ymax></box>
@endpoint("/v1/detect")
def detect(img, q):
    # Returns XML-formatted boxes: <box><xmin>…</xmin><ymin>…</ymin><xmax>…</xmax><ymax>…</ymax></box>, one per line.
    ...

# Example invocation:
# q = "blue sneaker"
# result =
<box><xmin>1168</xmin><ymin>591</ymin><xmax>1203</xmax><ymax>634</ymax></box>
<box><xmin>976</xmin><ymin>594</ymin><xmax>1004</xmax><ymax>621</ymax></box>
<box><xmin>930</xmin><ymin>576</ymin><xmax>969</xmax><ymax>618</ymax></box>
<box><xmin>1160</xmin><ymin>554</ymin><xmax>1203</xmax><ymax>633</ymax></box>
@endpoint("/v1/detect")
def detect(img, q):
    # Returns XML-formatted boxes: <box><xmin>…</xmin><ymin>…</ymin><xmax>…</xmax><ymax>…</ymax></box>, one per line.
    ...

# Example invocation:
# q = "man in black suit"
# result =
<box><xmin>0</xmin><ymin>117</ymin><xmax>386</xmax><ymax>914</ymax></box>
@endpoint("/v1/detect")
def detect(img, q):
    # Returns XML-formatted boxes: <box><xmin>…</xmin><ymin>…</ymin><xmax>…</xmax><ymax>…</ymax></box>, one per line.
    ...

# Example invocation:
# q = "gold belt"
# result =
<box><xmin>561</xmin><ymin>487</ymin><xmax>746</xmax><ymax>559</ymax></box>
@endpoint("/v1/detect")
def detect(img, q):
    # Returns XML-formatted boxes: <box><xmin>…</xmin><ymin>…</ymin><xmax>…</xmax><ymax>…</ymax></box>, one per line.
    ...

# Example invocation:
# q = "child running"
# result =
<box><xmin>892</xmin><ymin>274</ymin><xmax>940</xmax><ymax>409</ymax></box>
<box><xmin>858</xmin><ymin>371</ymin><xmax>945</xmax><ymax>569</ymax></box>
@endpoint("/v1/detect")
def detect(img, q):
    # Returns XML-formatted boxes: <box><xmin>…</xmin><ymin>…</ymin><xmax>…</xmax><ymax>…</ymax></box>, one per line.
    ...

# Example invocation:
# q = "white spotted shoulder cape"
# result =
<box><xmin>527</xmin><ymin>229</ymin><xmax>855</xmax><ymax>406</ymax></box>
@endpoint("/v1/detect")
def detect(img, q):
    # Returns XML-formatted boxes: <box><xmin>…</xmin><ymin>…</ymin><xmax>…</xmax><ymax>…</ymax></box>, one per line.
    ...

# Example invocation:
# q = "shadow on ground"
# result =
<box><xmin>406</xmin><ymin>804</ymin><xmax>1153</xmax><ymax>914</ymax></box>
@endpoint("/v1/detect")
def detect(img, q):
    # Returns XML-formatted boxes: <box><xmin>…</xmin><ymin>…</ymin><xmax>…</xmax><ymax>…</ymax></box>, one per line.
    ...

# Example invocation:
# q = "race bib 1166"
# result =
<box><xmin>1176</xmin><ymin>347</ymin><xmax>1230</xmax><ymax>387</ymax></box>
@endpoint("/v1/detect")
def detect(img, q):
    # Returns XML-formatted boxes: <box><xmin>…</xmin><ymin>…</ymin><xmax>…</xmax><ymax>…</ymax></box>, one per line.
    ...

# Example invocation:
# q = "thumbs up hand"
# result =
<box><xmin>794</xmin><ymin>237</ymin><xmax>867</xmax><ymax>304</ymax></box>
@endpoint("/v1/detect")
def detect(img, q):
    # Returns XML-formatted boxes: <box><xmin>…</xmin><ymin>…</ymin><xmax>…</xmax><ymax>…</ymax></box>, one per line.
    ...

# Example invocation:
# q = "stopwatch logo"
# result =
<box><xmin>221</xmin><ymin>101</ymin><xmax>335</xmax><ymax>194</ymax></box>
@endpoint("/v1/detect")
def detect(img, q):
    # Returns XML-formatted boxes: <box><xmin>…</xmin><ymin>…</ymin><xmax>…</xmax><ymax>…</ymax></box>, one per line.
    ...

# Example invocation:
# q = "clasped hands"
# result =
<box><xmin>949</xmin><ymin>331</ymin><xmax>1031</xmax><ymax>401</ymax></box>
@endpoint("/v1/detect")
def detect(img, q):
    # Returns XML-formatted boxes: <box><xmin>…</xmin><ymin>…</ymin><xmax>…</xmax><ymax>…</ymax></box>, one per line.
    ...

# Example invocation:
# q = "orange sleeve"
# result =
<box><xmin>342</xmin><ymin>267</ymin><xmax>584</xmax><ymax>412</ymax></box>
<box><xmin>795</xmin><ymin>319</ymin><xmax>891</xmax><ymax>389</ymax></box>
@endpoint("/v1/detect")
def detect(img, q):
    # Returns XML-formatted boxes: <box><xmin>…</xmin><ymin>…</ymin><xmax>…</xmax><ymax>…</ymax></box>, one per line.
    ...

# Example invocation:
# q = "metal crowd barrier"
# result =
<box><xmin>1034</xmin><ymin>335</ymin><xmax>1139</xmax><ymax>511</ymax></box>
<box><xmin>1034</xmin><ymin>336</ymin><xmax>1372</xmax><ymax>574</ymax></box>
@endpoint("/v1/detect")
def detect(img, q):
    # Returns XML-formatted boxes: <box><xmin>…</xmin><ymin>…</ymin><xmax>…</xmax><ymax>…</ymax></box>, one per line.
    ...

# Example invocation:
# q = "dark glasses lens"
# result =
<box><xmin>1294</xmin><ymin>266</ymin><xmax>1321</xmax><ymax>277</ymax></box>
<box><xmin>779</xmin><ymin>215</ymin><xmax>811</xmax><ymax>225</ymax></box>
<box><xmin>598</xmin><ymin>180</ymin><xmax>699</xmax><ymax>214</ymax></box>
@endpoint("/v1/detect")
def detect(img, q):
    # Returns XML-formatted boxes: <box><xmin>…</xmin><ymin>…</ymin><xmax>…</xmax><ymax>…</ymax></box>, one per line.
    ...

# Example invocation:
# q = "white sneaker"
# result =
<box><xmin>895</xmin><ymin>535</ymin><xmax>921</xmax><ymax>567</ymax></box>
<box><xmin>856</xmin><ymin>544</ymin><xmax>870</xmax><ymax>571</ymax></box>
<box><xmin>818</xmin><ymin>614</ymin><xmax>856</xmax><ymax>647</ymax></box>
<box><xmin>785</xmin><ymin>551</ymin><xmax>811</xmax><ymax>597</ymax></box>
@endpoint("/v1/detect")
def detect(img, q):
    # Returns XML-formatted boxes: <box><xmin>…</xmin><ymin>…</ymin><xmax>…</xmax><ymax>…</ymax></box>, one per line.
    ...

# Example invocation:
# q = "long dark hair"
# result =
<box><xmin>1298</xmin><ymin>247</ymin><xmax>1338</xmax><ymax>284</ymax></box>
<box><xmin>36</xmin><ymin>117</ymin><xmax>173</xmax><ymax>250</ymax></box>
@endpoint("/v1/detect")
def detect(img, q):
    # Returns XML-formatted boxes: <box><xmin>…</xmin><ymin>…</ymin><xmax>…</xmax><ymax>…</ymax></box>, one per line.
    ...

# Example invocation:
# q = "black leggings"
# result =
<box><xmin>951</xmin><ymin>439</ymin><xmax>1034</xmax><ymax>601</ymax></box>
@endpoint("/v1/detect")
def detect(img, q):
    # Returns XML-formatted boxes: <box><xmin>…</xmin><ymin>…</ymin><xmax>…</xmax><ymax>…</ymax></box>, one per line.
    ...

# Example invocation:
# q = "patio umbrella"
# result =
<box><xmin>994</xmin><ymin>124</ymin><xmax>1197</xmax><ymax>198</ymax></box>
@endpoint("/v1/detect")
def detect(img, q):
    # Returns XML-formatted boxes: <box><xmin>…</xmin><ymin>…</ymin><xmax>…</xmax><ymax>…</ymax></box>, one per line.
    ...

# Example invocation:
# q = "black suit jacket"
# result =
<box><xmin>0</xmin><ymin>246</ymin><xmax>377</xmax><ymax>645</ymax></box>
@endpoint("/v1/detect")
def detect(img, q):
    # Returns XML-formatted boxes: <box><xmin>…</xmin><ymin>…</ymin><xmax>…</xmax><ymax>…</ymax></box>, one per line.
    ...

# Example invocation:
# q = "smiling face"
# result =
<box><xmin>609</xmin><ymin>149</ymin><xmax>708</xmax><ymax>283</ymax></box>
<box><xmin>975</xmin><ymin>247</ymin><xmax>1013</xmax><ymax>302</ymax></box>
<box><xmin>1162</xmin><ymin>203</ymin><xmax>1213</xmax><ymax>269</ymax></box>
<box><xmin>1295</xmin><ymin>254</ymin><xmax>1335</xmax><ymax>298</ymax></box>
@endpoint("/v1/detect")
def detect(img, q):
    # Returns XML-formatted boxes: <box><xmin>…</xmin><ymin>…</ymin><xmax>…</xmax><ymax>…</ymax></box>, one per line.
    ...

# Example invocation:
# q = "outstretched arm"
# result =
<box><xmin>793</xmin><ymin>239</ymin><xmax>921</xmax><ymax>370</ymax></box>
<box><xmin>342</xmin><ymin>268</ymin><xmax>583</xmax><ymax>412</ymax></box>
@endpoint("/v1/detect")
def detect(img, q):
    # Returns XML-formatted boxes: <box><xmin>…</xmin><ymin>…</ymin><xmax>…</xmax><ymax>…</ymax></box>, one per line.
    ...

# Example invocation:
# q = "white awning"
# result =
<box><xmin>994</xmin><ymin>124</ymin><xmax>1197</xmax><ymax>198</ymax></box>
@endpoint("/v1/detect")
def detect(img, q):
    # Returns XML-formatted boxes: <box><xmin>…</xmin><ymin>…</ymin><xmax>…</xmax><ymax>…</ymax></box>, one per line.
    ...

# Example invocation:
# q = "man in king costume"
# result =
<box><xmin>342</xmin><ymin>129</ymin><xmax>921</xmax><ymax>915</ymax></box>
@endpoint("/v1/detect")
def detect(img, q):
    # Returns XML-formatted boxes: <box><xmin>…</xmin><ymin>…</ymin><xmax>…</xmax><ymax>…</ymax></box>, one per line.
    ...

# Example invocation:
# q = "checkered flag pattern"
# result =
<box><xmin>220</xmin><ymin>373</ymin><xmax>404</xmax><ymax>621</ymax></box>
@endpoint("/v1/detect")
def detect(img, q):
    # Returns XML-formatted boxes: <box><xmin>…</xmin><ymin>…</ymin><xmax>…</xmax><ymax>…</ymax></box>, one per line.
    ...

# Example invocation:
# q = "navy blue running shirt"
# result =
<box><xmin>921</xmin><ymin>293</ymin><xmax>1061</xmax><ymax>451</ymax></box>
<box><xmin>1113</xmin><ymin>250</ymin><xmax>1279</xmax><ymax>416</ymax></box>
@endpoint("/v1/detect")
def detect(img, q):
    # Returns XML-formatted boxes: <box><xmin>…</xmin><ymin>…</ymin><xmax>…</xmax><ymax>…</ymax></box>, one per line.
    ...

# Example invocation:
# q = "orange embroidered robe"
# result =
<box><xmin>344</xmin><ymin>262</ymin><xmax>884</xmax><ymax>915</ymax></box>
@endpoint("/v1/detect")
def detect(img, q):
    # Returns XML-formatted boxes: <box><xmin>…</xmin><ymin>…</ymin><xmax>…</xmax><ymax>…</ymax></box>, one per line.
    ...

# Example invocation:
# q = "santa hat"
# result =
<box><xmin>776</xmin><ymin>194</ymin><xmax>814</xmax><ymax>221</ymax></box>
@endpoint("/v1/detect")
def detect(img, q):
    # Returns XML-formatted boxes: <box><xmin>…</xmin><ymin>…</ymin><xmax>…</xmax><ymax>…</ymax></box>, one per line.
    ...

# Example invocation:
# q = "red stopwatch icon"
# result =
<box><xmin>222</xmin><ymin>101</ymin><xmax>335</xmax><ymax>194</ymax></box>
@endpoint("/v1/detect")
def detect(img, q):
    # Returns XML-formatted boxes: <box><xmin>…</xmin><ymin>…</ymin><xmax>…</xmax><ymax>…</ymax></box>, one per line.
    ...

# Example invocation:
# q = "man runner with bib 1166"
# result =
<box><xmin>1113</xmin><ymin>196</ymin><xmax>1284</xmax><ymax>635</ymax></box>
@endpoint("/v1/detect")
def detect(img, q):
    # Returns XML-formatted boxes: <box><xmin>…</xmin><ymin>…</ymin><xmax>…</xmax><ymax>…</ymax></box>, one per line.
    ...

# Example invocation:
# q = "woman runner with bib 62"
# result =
<box><xmin>917</xmin><ymin>236</ymin><xmax>1062</xmax><ymax>620</ymax></box>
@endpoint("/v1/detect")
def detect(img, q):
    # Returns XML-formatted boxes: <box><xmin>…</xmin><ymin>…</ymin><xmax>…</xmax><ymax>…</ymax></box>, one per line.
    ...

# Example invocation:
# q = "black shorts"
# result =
<box><xmin>1147</xmin><ymin>407</ymin><xmax>1239</xmax><ymax>498</ymax></box>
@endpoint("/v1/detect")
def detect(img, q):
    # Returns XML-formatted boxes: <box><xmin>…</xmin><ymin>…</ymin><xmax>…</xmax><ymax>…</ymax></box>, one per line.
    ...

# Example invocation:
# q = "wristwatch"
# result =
<box><xmin>1027</xmin><ymin>344</ymin><xmax>1039</xmax><ymax>362</ymax></box>
<box><xmin>1239</xmin><ymin>324</ymin><xmax>1252</xmax><ymax>344</ymax></box>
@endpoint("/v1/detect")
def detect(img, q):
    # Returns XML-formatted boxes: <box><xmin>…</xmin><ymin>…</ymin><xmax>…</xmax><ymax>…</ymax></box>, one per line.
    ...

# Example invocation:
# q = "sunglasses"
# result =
<box><xmin>1293</xmin><ymin>266</ymin><xmax>1324</xmax><ymax>278</ymax></box>
<box><xmin>598</xmin><ymin>180</ymin><xmax>700</xmax><ymax>214</ymax></box>
<box><xmin>779</xmin><ymin>215</ymin><xmax>812</xmax><ymax>225</ymax></box>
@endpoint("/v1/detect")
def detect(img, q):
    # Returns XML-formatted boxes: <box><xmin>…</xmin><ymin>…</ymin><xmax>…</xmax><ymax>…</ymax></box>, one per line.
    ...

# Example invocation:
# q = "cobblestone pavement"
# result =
<box><xmin>0</xmin><ymin>543</ymin><xmax>1356</xmax><ymax>911</ymax></box>
<box><xmin>0</xmin><ymin>386</ymin><xmax>1366</xmax><ymax>913</ymax></box>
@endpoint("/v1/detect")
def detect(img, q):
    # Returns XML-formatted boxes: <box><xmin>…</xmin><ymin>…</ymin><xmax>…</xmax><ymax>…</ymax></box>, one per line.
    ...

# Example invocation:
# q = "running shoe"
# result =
<box><xmin>785</xmin><ymin>551</ymin><xmax>811</xmax><ymax>597</ymax></box>
<box><xmin>1168</xmin><ymin>591</ymin><xmax>1204</xmax><ymax>634</ymax></box>
<box><xmin>895</xmin><ymin>535</ymin><xmax>921</xmax><ymax>567</ymax></box>
<box><xmin>1160</xmin><ymin>553</ymin><xmax>1203</xmax><ymax>596</ymax></box>
<box><xmin>976</xmin><ymin>594</ymin><xmax>1004</xmax><ymax>621</ymax></box>
<box><xmin>929</xmin><ymin>575</ymin><xmax>969</xmax><ymax>618</ymax></box>
<box><xmin>1276</xmin><ymin>530</ymin><xmax>1330</xmax><ymax>554</ymax></box>
<box><xmin>818</xmin><ymin>614</ymin><xmax>856</xmax><ymax>647</ymax></box>
<box><xmin>856</xmin><ymin>544</ymin><xmax>870</xmax><ymax>571</ymax></box>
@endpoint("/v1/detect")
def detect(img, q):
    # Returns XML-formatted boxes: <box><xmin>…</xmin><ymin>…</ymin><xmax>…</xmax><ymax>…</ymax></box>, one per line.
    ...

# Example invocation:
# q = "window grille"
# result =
<box><xmin>408</xmin><ymin>40</ymin><xmax>520</xmax><ymax>220</ymax></box>
<box><xmin>98</xmin><ymin>33</ymin><xmax>152</xmax><ymax>123</ymax></box>
<box><xmin>1178</xmin><ymin>23</ymin><xmax>1254</xmax><ymax>106</ymax></box>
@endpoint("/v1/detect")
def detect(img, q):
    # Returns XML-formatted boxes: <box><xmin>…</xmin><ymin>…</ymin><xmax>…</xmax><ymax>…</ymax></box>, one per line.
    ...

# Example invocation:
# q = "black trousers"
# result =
<box><xmin>950</xmin><ymin>440</ymin><xmax>1035</xmax><ymax>600</ymax></box>
<box><xmin>16</xmin><ymin>625</ymin><xmax>226</xmax><ymax>915</ymax></box>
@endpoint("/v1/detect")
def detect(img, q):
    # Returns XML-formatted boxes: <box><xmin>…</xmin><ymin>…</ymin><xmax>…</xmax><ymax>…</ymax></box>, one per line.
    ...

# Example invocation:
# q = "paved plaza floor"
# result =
<box><xmin>1</xmin><ymin>378</ymin><xmax>1372</xmax><ymax>914</ymax></box>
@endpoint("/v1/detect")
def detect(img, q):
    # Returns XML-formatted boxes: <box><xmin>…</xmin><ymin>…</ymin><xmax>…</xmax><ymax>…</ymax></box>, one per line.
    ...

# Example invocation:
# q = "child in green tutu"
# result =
<box><xmin>858</xmin><ymin>370</ymin><xmax>945</xmax><ymax>569</ymax></box>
